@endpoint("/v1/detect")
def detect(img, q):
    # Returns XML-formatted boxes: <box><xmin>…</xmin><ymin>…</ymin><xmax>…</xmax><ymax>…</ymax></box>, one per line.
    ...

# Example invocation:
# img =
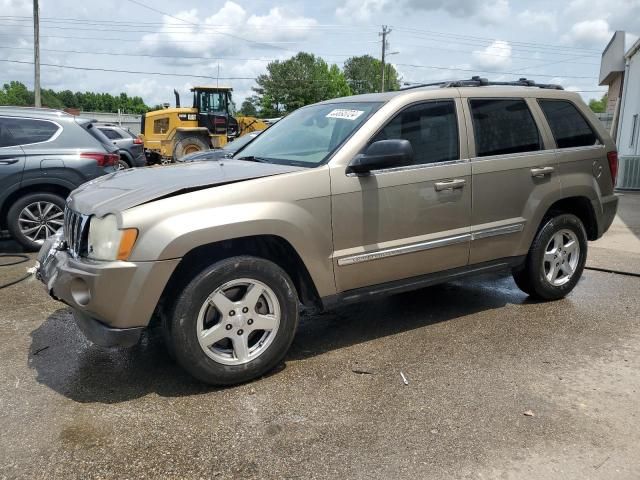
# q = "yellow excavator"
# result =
<box><xmin>141</xmin><ymin>86</ymin><xmax>267</xmax><ymax>163</ymax></box>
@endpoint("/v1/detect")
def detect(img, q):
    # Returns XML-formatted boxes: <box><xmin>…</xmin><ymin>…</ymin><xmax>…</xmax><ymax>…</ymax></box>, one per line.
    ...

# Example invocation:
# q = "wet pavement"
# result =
<box><xmin>0</xmin><ymin>251</ymin><xmax>639</xmax><ymax>479</ymax></box>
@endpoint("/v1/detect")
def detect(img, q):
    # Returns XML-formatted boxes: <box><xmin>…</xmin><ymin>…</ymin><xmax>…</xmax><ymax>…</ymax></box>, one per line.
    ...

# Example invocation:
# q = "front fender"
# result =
<box><xmin>130</xmin><ymin>200</ymin><xmax>335</xmax><ymax>297</ymax></box>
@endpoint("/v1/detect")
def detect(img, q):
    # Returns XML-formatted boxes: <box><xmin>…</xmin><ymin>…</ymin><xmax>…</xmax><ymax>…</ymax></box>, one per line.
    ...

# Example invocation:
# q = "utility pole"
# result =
<box><xmin>33</xmin><ymin>0</ymin><xmax>41</xmax><ymax>107</ymax></box>
<box><xmin>379</xmin><ymin>25</ymin><xmax>390</xmax><ymax>93</ymax></box>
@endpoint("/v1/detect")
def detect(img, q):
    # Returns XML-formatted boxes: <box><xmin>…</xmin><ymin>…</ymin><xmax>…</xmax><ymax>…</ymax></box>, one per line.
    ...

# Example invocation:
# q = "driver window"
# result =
<box><xmin>373</xmin><ymin>100</ymin><xmax>459</xmax><ymax>165</ymax></box>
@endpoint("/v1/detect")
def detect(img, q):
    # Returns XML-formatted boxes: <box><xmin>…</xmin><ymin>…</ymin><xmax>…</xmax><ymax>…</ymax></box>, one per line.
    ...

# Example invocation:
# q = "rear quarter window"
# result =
<box><xmin>0</xmin><ymin>117</ymin><xmax>60</xmax><ymax>147</ymax></box>
<box><xmin>469</xmin><ymin>99</ymin><xmax>541</xmax><ymax>157</ymax></box>
<box><xmin>99</xmin><ymin>128</ymin><xmax>122</xmax><ymax>140</ymax></box>
<box><xmin>538</xmin><ymin>99</ymin><xmax>600</xmax><ymax>148</ymax></box>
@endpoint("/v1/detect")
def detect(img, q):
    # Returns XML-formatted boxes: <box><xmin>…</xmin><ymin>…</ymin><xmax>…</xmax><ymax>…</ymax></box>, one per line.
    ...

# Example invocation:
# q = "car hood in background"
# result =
<box><xmin>180</xmin><ymin>149</ymin><xmax>229</xmax><ymax>162</ymax></box>
<box><xmin>67</xmin><ymin>160</ymin><xmax>305</xmax><ymax>217</ymax></box>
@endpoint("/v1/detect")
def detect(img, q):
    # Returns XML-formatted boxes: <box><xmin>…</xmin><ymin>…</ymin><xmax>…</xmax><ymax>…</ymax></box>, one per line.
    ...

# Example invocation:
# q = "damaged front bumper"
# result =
<box><xmin>36</xmin><ymin>231</ymin><xmax>179</xmax><ymax>348</ymax></box>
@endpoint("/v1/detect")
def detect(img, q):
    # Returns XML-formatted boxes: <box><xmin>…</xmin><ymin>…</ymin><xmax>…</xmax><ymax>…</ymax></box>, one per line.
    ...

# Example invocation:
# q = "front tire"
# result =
<box><xmin>512</xmin><ymin>213</ymin><xmax>587</xmax><ymax>300</ymax></box>
<box><xmin>7</xmin><ymin>192</ymin><xmax>66</xmax><ymax>251</ymax></box>
<box><xmin>170</xmin><ymin>256</ymin><xmax>299</xmax><ymax>385</ymax></box>
<box><xmin>173</xmin><ymin>136</ymin><xmax>209</xmax><ymax>161</ymax></box>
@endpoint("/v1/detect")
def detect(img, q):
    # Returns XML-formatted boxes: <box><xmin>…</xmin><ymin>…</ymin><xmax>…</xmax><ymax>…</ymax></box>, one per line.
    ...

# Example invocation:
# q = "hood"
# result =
<box><xmin>67</xmin><ymin>160</ymin><xmax>305</xmax><ymax>217</ymax></box>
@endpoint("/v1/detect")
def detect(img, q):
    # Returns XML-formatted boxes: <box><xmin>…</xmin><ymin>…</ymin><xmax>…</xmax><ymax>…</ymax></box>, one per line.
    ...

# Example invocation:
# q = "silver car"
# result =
<box><xmin>37</xmin><ymin>78</ymin><xmax>618</xmax><ymax>385</ymax></box>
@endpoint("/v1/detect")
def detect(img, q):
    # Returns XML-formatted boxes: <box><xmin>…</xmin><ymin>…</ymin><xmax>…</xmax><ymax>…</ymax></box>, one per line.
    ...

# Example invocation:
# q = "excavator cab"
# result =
<box><xmin>191</xmin><ymin>87</ymin><xmax>239</xmax><ymax>139</ymax></box>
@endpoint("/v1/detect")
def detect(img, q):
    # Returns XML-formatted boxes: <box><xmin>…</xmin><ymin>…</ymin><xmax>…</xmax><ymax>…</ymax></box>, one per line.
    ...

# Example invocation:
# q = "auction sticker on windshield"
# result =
<box><xmin>326</xmin><ymin>109</ymin><xmax>365</xmax><ymax>121</ymax></box>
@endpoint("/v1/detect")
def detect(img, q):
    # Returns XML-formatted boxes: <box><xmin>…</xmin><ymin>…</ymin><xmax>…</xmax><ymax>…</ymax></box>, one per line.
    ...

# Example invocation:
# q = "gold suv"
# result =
<box><xmin>37</xmin><ymin>78</ymin><xmax>619</xmax><ymax>385</ymax></box>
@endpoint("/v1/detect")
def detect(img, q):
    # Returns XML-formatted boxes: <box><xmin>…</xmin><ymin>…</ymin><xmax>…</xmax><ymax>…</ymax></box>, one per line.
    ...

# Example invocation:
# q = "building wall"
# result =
<box><xmin>606</xmin><ymin>73</ymin><xmax>623</xmax><ymax>115</ymax></box>
<box><xmin>616</xmin><ymin>48</ymin><xmax>640</xmax><ymax>189</ymax></box>
<box><xmin>617</xmin><ymin>53</ymin><xmax>640</xmax><ymax>155</ymax></box>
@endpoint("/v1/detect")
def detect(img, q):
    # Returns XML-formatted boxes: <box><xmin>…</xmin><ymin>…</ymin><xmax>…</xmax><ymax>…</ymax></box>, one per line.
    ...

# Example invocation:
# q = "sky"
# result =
<box><xmin>1</xmin><ymin>0</ymin><xmax>639</xmax><ymax>109</ymax></box>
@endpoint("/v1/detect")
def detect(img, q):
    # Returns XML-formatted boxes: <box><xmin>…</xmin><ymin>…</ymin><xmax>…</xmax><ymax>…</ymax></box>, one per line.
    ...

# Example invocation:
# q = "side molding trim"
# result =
<box><xmin>336</xmin><ymin>222</ymin><xmax>525</xmax><ymax>267</ymax></box>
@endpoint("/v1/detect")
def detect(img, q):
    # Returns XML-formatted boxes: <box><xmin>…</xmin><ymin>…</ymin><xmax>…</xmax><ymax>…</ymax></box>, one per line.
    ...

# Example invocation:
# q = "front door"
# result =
<box><xmin>330</xmin><ymin>98</ymin><xmax>472</xmax><ymax>292</ymax></box>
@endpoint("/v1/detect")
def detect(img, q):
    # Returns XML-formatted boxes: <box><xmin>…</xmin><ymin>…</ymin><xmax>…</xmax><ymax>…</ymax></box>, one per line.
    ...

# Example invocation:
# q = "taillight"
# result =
<box><xmin>81</xmin><ymin>152</ymin><xmax>119</xmax><ymax>167</ymax></box>
<box><xmin>133</xmin><ymin>137</ymin><xmax>143</xmax><ymax>145</ymax></box>
<box><xmin>607</xmin><ymin>151</ymin><xmax>618</xmax><ymax>186</ymax></box>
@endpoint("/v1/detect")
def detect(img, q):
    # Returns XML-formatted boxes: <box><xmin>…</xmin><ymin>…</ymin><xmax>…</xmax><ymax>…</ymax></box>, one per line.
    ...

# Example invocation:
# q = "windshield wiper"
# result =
<box><xmin>235</xmin><ymin>155</ymin><xmax>271</xmax><ymax>163</ymax></box>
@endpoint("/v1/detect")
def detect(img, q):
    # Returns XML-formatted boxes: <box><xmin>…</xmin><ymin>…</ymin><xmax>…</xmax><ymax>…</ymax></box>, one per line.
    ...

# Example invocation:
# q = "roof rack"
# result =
<box><xmin>401</xmin><ymin>76</ymin><xmax>563</xmax><ymax>91</ymax></box>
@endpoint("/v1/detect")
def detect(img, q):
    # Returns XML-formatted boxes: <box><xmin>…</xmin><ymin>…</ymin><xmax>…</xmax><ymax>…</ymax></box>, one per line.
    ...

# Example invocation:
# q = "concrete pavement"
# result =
<box><xmin>589</xmin><ymin>192</ymin><xmax>640</xmax><ymax>274</ymax></box>
<box><xmin>0</xmin><ymin>194</ymin><xmax>639</xmax><ymax>479</ymax></box>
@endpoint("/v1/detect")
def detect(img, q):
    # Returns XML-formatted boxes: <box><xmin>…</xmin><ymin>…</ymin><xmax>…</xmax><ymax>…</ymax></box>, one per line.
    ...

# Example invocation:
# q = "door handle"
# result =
<box><xmin>434</xmin><ymin>178</ymin><xmax>466</xmax><ymax>191</ymax></box>
<box><xmin>0</xmin><ymin>159</ymin><xmax>20</xmax><ymax>165</ymax></box>
<box><xmin>530</xmin><ymin>166</ymin><xmax>554</xmax><ymax>177</ymax></box>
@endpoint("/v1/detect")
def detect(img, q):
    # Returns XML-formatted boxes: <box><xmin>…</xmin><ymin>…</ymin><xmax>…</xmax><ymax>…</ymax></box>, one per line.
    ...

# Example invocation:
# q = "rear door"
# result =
<box><xmin>0</xmin><ymin>117</ymin><xmax>26</xmax><ymax>208</ymax></box>
<box><xmin>463</xmin><ymin>97</ymin><xmax>560</xmax><ymax>264</ymax></box>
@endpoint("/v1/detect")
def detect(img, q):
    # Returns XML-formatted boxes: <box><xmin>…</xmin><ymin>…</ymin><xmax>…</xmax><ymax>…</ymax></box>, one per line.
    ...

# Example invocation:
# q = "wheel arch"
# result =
<box><xmin>153</xmin><ymin>234</ymin><xmax>322</xmax><ymax>327</ymax></box>
<box><xmin>118</xmin><ymin>149</ymin><xmax>133</xmax><ymax>166</ymax></box>
<box><xmin>542</xmin><ymin>196</ymin><xmax>598</xmax><ymax>240</ymax></box>
<box><xmin>0</xmin><ymin>183</ymin><xmax>70</xmax><ymax>229</ymax></box>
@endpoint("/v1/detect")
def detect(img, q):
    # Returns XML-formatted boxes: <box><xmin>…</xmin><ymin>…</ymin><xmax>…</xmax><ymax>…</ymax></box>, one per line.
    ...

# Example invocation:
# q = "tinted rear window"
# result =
<box><xmin>0</xmin><ymin>117</ymin><xmax>59</xmax><ymax>147</ymax></box>
<box><xmin>99</xmin><ymin>128</ymin><xmax>122</xmax><ymax>140</ymax></box>
<box><xmin>538</xmin><ymin>99</ymin><xmax>600</xmax><ymax>148</ymax></box>
<box><xmin>470</xmin><ymin>99</ymin><xmax>541</xmax><ymax>157</ymax></box>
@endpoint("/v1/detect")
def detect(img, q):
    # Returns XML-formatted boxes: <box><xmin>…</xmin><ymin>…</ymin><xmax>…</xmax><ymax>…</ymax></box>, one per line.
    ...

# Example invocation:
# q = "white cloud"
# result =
<box><xmin>403</xmin><ymin>0</ymin><xmax>510</xmax><ymax>23</ymax></box>
<box><xmin>564</xmin><ymin>0</ymin><xmax>640</xmax><ymax>37</ymax></box>
<box><xmin>518</xmin><ymin>9</ymin><xmax>558</xmax><ymax>31</ymax></box>
<box><xmin>336</xmin><ymin>0</ymin><xmax>389</xmax><ymax>22</ymax></box>
<box><xmin>478</xmin><ymin>0</ymin><xmax>510</xmax><ymax>24</ymax></box>
<box><xmin>562</xmin><ymin>19</ymin><xmax>613</xmax><ymax>47</ymax></box>
<box><xmin>140</xmin><ymin>1</ymin><xmax>317</xmax><ymax>58</ymax></box>
<box><xmin>472</xmin><ymin>40</ymin><xmax>512</xmax><ymax>70</ymax></box>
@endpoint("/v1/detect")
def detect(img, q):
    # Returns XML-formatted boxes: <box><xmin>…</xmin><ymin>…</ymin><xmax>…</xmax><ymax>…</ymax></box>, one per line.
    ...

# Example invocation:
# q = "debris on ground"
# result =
<box><xmin>523</xmin><ymin>410</ymin><xmax>535</xmax><ymax>417</ymax></box>
<box><xmin>400</xmin><ymin>371</ymin><xmax>409</xmax><ymax>385</ymax></box>
<box><xmin>351</xmin><ymin>367</ymin><xmax>376</xmax><ymax>375</ymax></box>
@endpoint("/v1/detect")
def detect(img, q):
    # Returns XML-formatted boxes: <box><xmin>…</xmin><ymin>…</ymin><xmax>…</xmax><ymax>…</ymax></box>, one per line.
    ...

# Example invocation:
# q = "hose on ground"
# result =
<box><xmin>0</xmin><ymin>253</ymin><xmax>32</xmax><ymax>289</ymax></box>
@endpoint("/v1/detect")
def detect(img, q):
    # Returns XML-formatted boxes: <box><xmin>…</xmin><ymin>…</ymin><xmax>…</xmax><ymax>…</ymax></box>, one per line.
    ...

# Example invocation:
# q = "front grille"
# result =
<box><xmin>64</xmin><ymin>207</ymin><xmax>90</xmax><ymax>258</ymax></box>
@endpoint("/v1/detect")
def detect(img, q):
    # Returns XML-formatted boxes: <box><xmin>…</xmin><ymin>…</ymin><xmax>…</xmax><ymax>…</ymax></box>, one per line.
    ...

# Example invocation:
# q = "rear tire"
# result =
<box><xmin>117</xmin><ymin>157</ymin><xmax>130</xmax><ymax>170</ymax></box>
<box><xmin>174</xmin><ymin>136</ymin><xmax>209</xmax><ymax>161</ymax></box>
<box><xmin>7</xmin><ymin>192</ymin><xmax>66</xmax><ymax>251</ymax></box>
<box><xmin>512</xmin><ymin>213</ymin><xmax>587</xmax><ymax>300</ymax></box>
<box><xmin>169</xmin><ymin>256</ymin><xmax>299</xmax><ymax>385</ymax></box>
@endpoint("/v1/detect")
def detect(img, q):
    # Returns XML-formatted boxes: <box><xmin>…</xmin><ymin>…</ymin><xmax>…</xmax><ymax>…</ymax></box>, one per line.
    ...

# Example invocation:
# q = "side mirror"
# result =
<box><xmin>347</xmin><ymin>139</ymin><xmax>414</xmax><ymax>175</ymax></box>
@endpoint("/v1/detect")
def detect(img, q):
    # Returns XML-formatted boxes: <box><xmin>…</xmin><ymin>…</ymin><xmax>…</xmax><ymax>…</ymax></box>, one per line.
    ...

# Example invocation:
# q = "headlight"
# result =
<box><xmin>87</xmin><ymin>214</ymin><xmax>138</xmax><ymax>261</ymax></box>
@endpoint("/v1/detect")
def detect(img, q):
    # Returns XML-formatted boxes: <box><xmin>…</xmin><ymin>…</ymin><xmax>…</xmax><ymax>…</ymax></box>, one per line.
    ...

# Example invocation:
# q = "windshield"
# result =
<box><xmin>224</xmin><ymin>132</ymin><xmax>261</xmax><ymax>151</ymax></box>
<box><xmin>235</xmin><ymin>102</ymin><xmax>381</xmax><ymax>167</ymax></box>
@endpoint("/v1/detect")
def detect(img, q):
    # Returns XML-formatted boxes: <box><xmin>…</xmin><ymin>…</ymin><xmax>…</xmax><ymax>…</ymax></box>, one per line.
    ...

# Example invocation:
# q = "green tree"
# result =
<box><xmin>239</xmin><ymin>97</ymin><xmax>258</xmax><ymax>117</ymax></box>
<box><xmin>343</xmin><ymin>55</ymin><xmax>401</xmax><ymax>94</ymax></box>
<box><xmin>0</xmin><ymin>81</ymin><xmax>151</xmax><ymax>112</ymax></box>
<box><xmin>253</xmin><ymin>52</ymin><xmax>352</xmax><ymax>115</ymax></box>
<box><xmin>589</xmin><ymin>93</ymin><xmax>608</xmax><ymax>113</ymax></box>
<box><xmin>0</xmin><ymin>81</ymin><xmax>34</xmax><ymax>106</ymax></box>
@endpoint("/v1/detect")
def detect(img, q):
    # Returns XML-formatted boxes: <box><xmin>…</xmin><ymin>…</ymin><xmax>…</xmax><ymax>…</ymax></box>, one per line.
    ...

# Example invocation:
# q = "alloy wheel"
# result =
<box><xmin>196</xmin><ymin>278</ymin><xmax>281</xmax><ymax>365</ymax></box>
<box><xmin>543</xmin><ymin>229</ymin><xmax>580</xmax><ymax>286</ymax></box>
<box><xmin>18</xmin><ymin>201</ymin><xmax>64</xmax><ymax>245</ymax></box>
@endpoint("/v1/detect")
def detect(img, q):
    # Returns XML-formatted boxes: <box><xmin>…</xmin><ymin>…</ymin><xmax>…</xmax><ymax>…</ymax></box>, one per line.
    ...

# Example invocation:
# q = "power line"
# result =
<box><xmin>0</xmin><ymin>15</ymin><xmax>372</xmax><ymax>31</ymax></box>
<box><xmin>0</xmin><ymin>14</ymin><xmax>602</xmax><ymax>54</ymax></box>
<box><xmin>390</xmin><ymin>26</ymin><xmax>602</xmax><ymax>53</ymax></box>
<box><xmin>395</xmin><ymin>62</ymin><xmax>597</xmax><ymax>79</ymax></box>
<box><xmin>0</xmin><ymin>58</ymin><xmax>345</xmax><ymax>82</ymax></box>
<box><xmin>2</xmin><ymin>57</ymin><xmax>599</xmax><ymax>84</ymax></box>
<box><xmin>0</xmin><ymin>43</ymin><xmax>600</xmax><ymax>69</ymax></box>
<box><xmin>0</xmin><ymin>44</ymin><xmax>368</xmax><ymax>60</ymax></box>
<box><xmin>0</xmin><ymin>45</ymin><xmax>277</xmax><ymax>62</ymax></box>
